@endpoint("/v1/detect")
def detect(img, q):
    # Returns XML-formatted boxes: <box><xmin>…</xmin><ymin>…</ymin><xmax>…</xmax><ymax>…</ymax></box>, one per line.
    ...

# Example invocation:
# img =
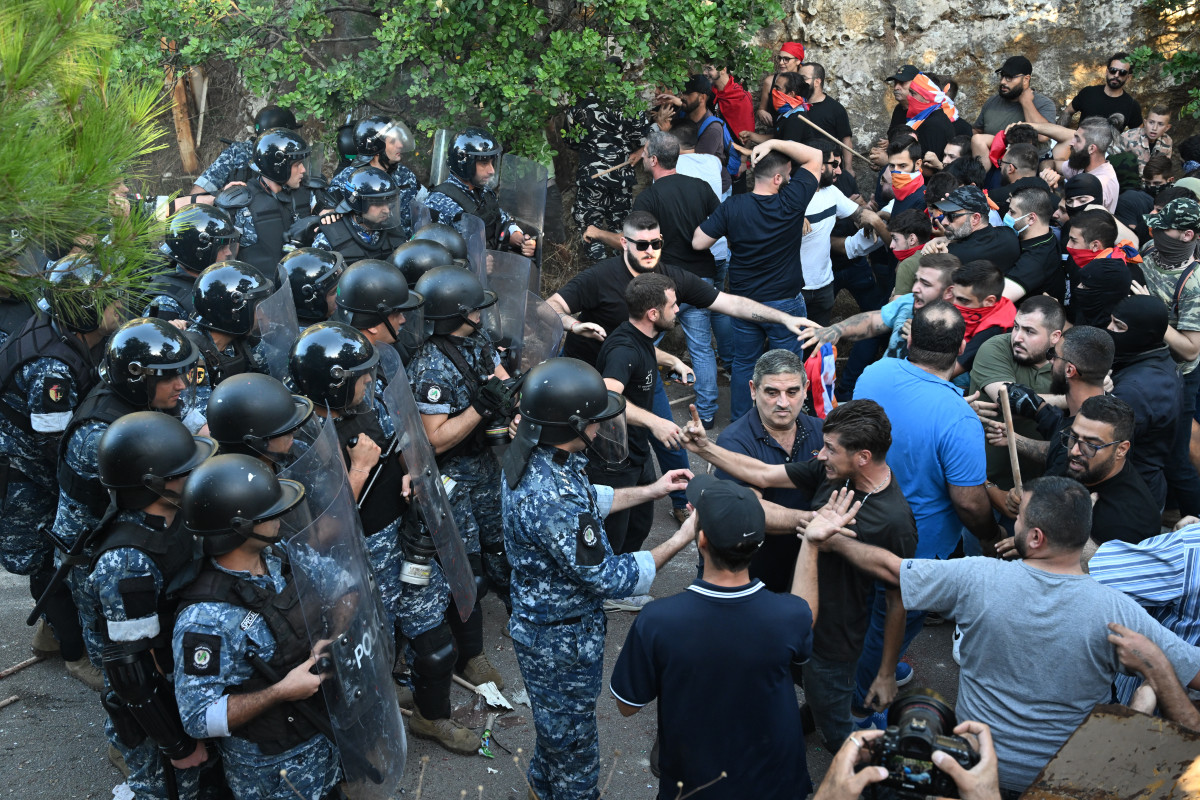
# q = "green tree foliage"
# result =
<box><xmin>99</xmin><ymin>0</ymin><xmax>782</xmax><ymax>160</ymax></box>
<box><xmin>1128</xmin><ymin>0</ymin><xmax>1198</xmax><ymax>118</ymax></box>
<box><xmin>0</xmin><ymin>0</ymin><xmax>168</xmax><ymax>321</ymax></box>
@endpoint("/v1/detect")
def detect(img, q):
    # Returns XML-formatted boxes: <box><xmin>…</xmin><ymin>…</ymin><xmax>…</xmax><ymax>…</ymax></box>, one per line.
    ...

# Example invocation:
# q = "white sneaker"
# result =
<box><xmin>952</xmin><ymin>624</ymin><xmax>963</xmax><ymax>666</ymax></box>
<box><xmin>603</xmin><ymin>595</ymin><xmax>653</xmax><ymax>612</ymax></box>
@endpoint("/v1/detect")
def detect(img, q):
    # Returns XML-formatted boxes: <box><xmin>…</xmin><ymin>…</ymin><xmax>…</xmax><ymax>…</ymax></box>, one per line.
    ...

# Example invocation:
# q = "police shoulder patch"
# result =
<box><xmin>420</xmin><ymin>383</ymin><xmax>444</xmax><ymax>404</ymax></box>
<box><xmin>575</xmin><ymin>512</ymin><xmax>605</xmax><ymax>567</ymax></box>
<box><xmin>42</xmin><ymin>374</ymin><xmax>72</xmax><ymax>412</ymax></box>
<box><xmin>182</xmin><ymin>631</ymin><xmax>222</xmax><ymax>676</ymax></box>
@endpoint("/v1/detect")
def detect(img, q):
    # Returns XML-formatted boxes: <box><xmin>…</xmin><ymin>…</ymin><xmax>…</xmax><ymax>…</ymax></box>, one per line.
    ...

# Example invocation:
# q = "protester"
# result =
<box><xmin>1059</xmin><ymin>52</ymin><xmax>1143</xmax><ymax>131</ymax></box>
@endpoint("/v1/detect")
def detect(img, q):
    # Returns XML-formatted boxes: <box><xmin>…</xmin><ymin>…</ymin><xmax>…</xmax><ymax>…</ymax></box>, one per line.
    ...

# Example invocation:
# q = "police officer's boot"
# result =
<box><xmin>409</xmin><ymin>625</ymin><xmax>479</xmax><ymax>756</ymax></box>
<box><xmin>31</xmin><ymin>618</ymin><xmax>60</xmax><ymax>658</ymax></box>
<box><xmin>449</xmin><ymin>600</ymin><xmax>504</xmax><ymax>689</ymax></box>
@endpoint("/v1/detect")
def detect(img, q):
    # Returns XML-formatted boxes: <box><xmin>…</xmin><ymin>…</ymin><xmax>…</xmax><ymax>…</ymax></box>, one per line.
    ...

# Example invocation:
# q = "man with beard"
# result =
<box><xmin>1003</xmin><ymin>187</ymin><xmax>1065</xmax><ymax>303</ymax></box>
<box><xmin>973</xmin><ymin>56</ymin><xmax>1056</xmax><ymax>136</ymax></box>
<box><xmin>1028</xmin><ymin>117</ymin><xmax>1122</xmax><ymax>212</ymax></box>
<box><xmin>927</xmin><ymin>187</ymin><xmax>1021</xmax><ymax>272</ymax></box>
<box><xmin>989</xmin><ymin>144</ymin><xmax>1053</xmax><ymax>219</ymax></box>
<box><xmin>657</xmin><ymin>75</ymin><xmax>733</xmax><ymax>196</ymax></box>
<box><xmin>592</xmin><ymin>275</ymin><xmax>691</xmax><ymax>613</ymax></box>
<box><xmin>969</xmin><ymin>296</ymin><xmax>1065</xmax><ymax>493</ymax></box>
<box><xmin>1059</xmin><ymin>53</ymin><xmax>1144</xmax><ymax>132</ymax></box>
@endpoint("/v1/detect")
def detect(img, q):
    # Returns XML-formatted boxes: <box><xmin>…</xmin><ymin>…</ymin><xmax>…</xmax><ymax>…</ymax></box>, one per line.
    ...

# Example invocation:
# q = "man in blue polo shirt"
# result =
<box><xmin>693</xmin><ymin>137</ymin><xmax>822</xmax><ymax>421</ymax></box>
<box><xmin>715</xmin><ymin>349</ymin><xmax>823</xmax><ymax>592</ymax></box>
<box><xmin>610</xmin><ymin>475</ymin><xmax>859</xmax><ymax>800</ymax></box>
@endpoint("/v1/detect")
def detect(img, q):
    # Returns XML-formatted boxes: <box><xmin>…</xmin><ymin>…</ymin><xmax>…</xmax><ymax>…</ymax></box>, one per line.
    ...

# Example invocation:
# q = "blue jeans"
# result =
<box><xmin>729</xmin><ymin>294</ymin><xmax>808</xmax><ymax>423</ymax></box>
<box><xmin>678</xmin><ymin>277</ymin><xmax>718</xmax><ymax>422</ymax></box>
<box><xmin>852</xmin><ymin>584</ymin><xmax>926</xmax><ymax>715</ymax></box>
<box><xmin>650</xmin><ymin>375</ymin><xmax>689</xmax><ymax>509</ymax></box>
<box><xmin>801</xmin><ymin>654</ymin><xmax>857</xmax><ymax>751</ymax></box>
<box><xmin>710</xmin><ymin>260</ymin><xmax>733</xmax><ymax>364</ymax></box>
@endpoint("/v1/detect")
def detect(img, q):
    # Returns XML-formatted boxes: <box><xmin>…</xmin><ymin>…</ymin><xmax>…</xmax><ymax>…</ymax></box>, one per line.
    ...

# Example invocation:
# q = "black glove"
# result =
<box><xmin>471</xmin><ymin>376</ymin><xmax>513</xmax><ymax>419</ymax></box>
<box><xmin>1005</xmin><ymin>383</ymin><xmax>1044</xmax><ymax>418</ymax></box>
<box><xmin>285</xmin><ymin>215</ymin><xmax>321</xmax><ymax>246</ymax></box>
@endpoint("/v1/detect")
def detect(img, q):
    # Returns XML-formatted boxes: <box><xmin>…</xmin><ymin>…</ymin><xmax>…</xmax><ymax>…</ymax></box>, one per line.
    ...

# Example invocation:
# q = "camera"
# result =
<box><xmin>865</xmin><ymin>689</ymin><xmax>980</xmax><ymax>800</ymax></box>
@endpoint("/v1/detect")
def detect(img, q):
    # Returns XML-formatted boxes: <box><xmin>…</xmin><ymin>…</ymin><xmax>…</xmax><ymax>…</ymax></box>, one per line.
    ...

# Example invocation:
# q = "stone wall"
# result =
<box><xmin>767</xmin><ymin>0</ymin><xmax>1192</xmax><ymax>143</ymax></box>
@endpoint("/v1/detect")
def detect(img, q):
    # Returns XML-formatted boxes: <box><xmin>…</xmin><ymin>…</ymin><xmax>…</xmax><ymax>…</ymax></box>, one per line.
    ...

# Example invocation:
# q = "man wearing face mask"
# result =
<box><xmin>1003</xmin><ymin>187</ymin><xmax>1065</xmax><ymax>303</ymax></box>
<box><xmin>1063</xmin><ymin>209</ymin><xmax>1144</xmax><ymax>298</ymax></box>
<box><xmin>1127</xmin><ymin>197</ymin><xmax>1200</xmax><ymax>517</ymax></box>
<box><xmin>1108</xmin><ymin>295</ymin><xmax>1183</xmax><ymax>510</ymax></box>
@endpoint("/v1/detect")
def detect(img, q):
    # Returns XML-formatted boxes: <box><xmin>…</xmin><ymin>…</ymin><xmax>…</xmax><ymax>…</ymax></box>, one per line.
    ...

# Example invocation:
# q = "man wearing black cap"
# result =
<box><xmin>657</xmin><ymin>74</ymin><xmax>733</xmax><ymax>195</ymax></box>
<box><xmin>930</xmin><ymin>186</ymin><xmax>1021</xmax><ymax>271</ymax></box>
<box><xmin>884</xmin><ymin>65</ymin><xmax>920</xmax><ymax>130</ymax></box>
<box><xmin>610</xmin><ymin>474</ymin><xmax>856</xmax><ymax>800</ymax></box>
<box><xmin>973</xmin><ymin>57</ymin><xmax>1056</xmax><ymax>136</ymax></box>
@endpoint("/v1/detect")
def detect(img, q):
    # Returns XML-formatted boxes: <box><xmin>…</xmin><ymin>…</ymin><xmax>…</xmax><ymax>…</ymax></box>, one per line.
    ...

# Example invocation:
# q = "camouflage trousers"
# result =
<box><xmin>106</xmin><ymin>716</ymin><xmax>211</xmax><ymax>800</ymax></box>
<box><xmin>64</xmin><ymin>562</ymin><xmax>104</xmax><ymax>666</ymax></box>
<box><xmin>365</xmin><ymin>522</ymin><xmax>405</xmax><ymax>630</ymax></box>
<box><xmin>396</xmin><ymin>558</ymin><xmax>451</xmax><ymax>640</ymax></box>
<box><xmin>572</xmin><ymin>169</ymin><xmax>634</xmax><ymax>263</ymax></box>
<box><xmin>221</xmin><ymin>734</ymin><xmax>341</xmax><ymax>800</ymax></box>
<box><xmin>443</xmin><ymin>456</ymin><xmax>510</xmax><ymax>604</ymax></box>
<box><xmin>0</xmin><ymin>480</ymin><xmax>55</xmax><ymax>575</ymax></box>
<box><xmin>511</xmin><ymin>612</ymin><xmax>607</xmax><ymax>800</ymax></box>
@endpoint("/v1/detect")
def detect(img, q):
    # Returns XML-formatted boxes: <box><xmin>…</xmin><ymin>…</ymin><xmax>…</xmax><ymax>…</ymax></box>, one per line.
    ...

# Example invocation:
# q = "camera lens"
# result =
<box><xmin>890</xmin><ymin>689</ymin><xmax>957</xmax><ymax>758</ymax></box>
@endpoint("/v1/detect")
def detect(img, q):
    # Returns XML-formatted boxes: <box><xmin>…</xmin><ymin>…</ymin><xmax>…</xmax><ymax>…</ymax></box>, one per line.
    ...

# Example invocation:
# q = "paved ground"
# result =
<box><xmin>0</xmin><ymin>380</ymin><xmax>961</xmax><ymax>800</ymax></box>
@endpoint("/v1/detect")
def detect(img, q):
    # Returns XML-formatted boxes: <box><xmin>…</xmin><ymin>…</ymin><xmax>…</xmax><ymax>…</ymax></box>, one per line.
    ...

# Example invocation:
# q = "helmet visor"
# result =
<box><xmin>396</xmin><ymin>305</ymin><xmax>426</xmax><ymax>353</ymax></box>
<box><xmin>588</xmin><ymin>408</ymin><xmax>628</xmax><ymax>465</ymax></box>
<box><xmin>358</xmin><ymin>192</ymin><xmax>403</xmax><ymax>231</ymax></box>
<box><xmin>245</xmin><ymin>403</ymin><xmax>321</xmax><ymax>466</ymax></box>
<box><xmin>342</xmin><ymin>366</ymin><xmax>379</xmax><ymax>416</ymax></box>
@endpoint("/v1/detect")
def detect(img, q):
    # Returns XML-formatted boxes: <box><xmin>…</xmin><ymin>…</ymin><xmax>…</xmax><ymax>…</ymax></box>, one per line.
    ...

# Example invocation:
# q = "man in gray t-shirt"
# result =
<box><xmin>806</xmin><ymin>475</ymin><xmax>1200</xmax><ymax>793</ymax></box>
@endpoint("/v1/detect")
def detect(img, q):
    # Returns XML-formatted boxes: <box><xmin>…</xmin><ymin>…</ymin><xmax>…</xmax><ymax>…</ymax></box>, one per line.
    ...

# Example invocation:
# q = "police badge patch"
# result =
<box><xmin>420</xmin><ymin>383</ymin><xmax>443</xmax><ymax>403</ymax></box>
<box><xmin>182</xmin><ymin>632</ymin><xmax>222</xmax><ymax>676</ymax></box>
<box><xmin>575</xmin><ymin>512</ymin><xmax>604</xmax><ymax>566</ymax></box>
<box><xmin>43</xmin><ymin>377</ymin><xmax>71</xmax><ymax>412</ymax></box>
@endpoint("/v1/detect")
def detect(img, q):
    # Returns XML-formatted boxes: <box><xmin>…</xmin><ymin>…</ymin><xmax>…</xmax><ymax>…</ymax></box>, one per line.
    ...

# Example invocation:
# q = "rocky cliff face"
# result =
<box><xmin>767</xmin><ymin>0</ymin><xmax>1188</xmax><ymax>142</ymax></box>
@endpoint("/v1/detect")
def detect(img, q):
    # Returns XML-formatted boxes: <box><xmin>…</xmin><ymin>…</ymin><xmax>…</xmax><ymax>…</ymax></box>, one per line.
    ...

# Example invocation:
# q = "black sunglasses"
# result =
<box><xmin>628</xmin><ymin>238</ymin><xmax>664</xmax><ymax>251</ymax></box>
<box><xmin>1108</xmin><ymin>67</ymin><xmax>1130</xmax><ymax>77</ymax></box>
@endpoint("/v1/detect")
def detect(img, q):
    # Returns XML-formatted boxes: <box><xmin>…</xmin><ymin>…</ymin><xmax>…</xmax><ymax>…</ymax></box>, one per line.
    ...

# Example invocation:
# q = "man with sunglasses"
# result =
<box><xmin>1058</xmin><ymin>52</ymin><xmax>1143</xmax><ymax>132</ymax></box>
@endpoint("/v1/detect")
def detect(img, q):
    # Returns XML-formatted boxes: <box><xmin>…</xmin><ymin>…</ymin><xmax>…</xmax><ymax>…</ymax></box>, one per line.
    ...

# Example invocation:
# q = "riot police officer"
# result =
<box><xmin>313</xmin><ymin>166</ymin><xmax>408</xmax><ymax>261</ymax></box>
<box><xmin>278</xmin><ymin>248</ymin><xmax>344</xmax><ymax>324</ymax></box>
<box><xmin>235</xmin><ymin>129</ymin><xmax>315</xmax><ymax>273</ymax></box>
<box><xmin>410</xmin><ymin>221</ymin><xmax>469</xmax><ymax>267</ymax></box>
<box><xmin>50</xmin><ymin>318</ymin><xmax>200</xmax><ymax>685</ymax></box>
<box><xmin>501</xmin><ymin>358</ymin><xmax>695</xmax><ymax>800</ymax></box>
<box><xmin>87</xmin><ymin>411</ymin><xmax>217</xmax><ymax>799</ymax></box>
<box><xmin>330</xmin><ymin>116</ymin><xmax>423</xmax><ymax>240</ymax></box>
<box><xmin>333</xmin><ymin>258</ymin><xmax>424</xmax><ymax>367</ymax></box>
<box><xmin>425</xmin><ymin>127</ymin><xmax>536</xmax><ymax>255</ymax></box>
<box><xmin>0</xmin><ymin>290</ymin><xmax>34</xmax><ymax>346</ymax></box>
<box><xmin>172</xmin><ymin>454</ymin><xmax>341</xmax><ymax>800</ymax></box>
<box><xmin>408</xmin><ymin>266</ymin><xmax>512</xmax><ymax>680</ymax></box>
<box><xmin>185</xmin><ymin>260</ymin><xmax>274</xmax><ymax>423</ymax></box>
<box><xmin>189</xmin><ymin>105</ymin><xmax>301</xmax><ymax>197</ymax></box>
<box><xmin>389</xmin><ymin>239</ymin><xmax>457</xmax><ymax>289</ymax></box>
<box><xmin>145</xmin><ymin>204</ymin><xmax>241</xmax><ymax>322</ymax></box>
<box><xmin>206</xmin><ymin>372</ymin><xmax>315</xmax><ymax>464</ymax></box>
<box><xmin>1</xmin><ymin>257</ymin><xmax>118</xmax><ymax>687</ymax></box>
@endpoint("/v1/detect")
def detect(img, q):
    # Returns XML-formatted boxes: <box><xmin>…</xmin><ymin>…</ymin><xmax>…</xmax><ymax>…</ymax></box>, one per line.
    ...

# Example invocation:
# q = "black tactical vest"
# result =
<box><xmin>317</xmin><ymin>215</ymin><xmax>405</xmax><ymax>262</ymax></box>
<box><xmin>57</xmin><ymin>384</ymin><xmax>138</xmax><ymax>516</ymax></box>
<box><xmin>239</xmin><ymin>179</ymin><xmax>314</xmax><ymax>273</ymax></box>
<box><xmin>0</xmin><ymin>314</ymin><xmax>97</xmax><ymax>437</ymax></box>
<box><xmin>145</xmin><ymin>269</ymin><xmax>197</xmax><ymax>320</ymax></box>
<box><xmin>432</xmin><ymin>180</ymin><xmax>502</xmax><ymax>248</ymax></box>
<box><xmin>335</xmin><ymin>408</ymin><xmax>408</xmax><ymax>536</ymax></box>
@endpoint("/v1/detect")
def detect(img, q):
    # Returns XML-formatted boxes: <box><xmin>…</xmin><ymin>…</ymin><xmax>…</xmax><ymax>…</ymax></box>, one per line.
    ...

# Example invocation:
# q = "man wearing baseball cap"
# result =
<box><xmin>934</xmin><ymin>186</ymin><xmax>1021</xmax><ymax>270</ymax></box>
<box><xmin>884</xmin><ymin>64</ymin><xmax>920</xmax><ymax>130</ymax></box>
<box><xmin>657</xmin><ymin>74</ymin><xmax>733</xmax><ymax>195</ymax></box>
<box><xmin>973</xmin><ymin>56</ymin><xmax>1057</xmax><ymax>137</ymax></box>
<box><xmin>610</xmin><ymin>473</ymin><xmax>856</xmax><ymax>800</ymax></box>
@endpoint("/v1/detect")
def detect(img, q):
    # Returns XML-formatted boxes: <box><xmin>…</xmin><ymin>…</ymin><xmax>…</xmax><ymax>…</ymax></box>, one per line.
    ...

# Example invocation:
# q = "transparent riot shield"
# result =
<box><xmin>408</xmin><ymin>199</ymin><xmax>486</xmax><ymax>276</ymax></box>
<box><xmin>381</xmin><ymin>364</ymin><xmax>477</xmax><ymax>617</ymax></box>
<box><xmin>480</xmin><ymin>250</ymin><xmax>533</xmax><ymax>350</ymax></box>
<box><xmin>280</xmin><ymin>421</ymin><xmax>407</xmax><ymax>799</ymax></box>
<box><xmin>409</xmin><ymin>199</ymin><xmax>432</xmax><ymax>235</ymax></box>
<box><xmin>513</xmin><ymin>291</ymin><xmax>565</xmax><ymax>375</ymax></box>
<box><xmin>252</xmin><ymin>280</ymin><xmax>300</xmax><ymax>381</ymax></box>
<box><xmin>428</xmin><ymin>128</ymin><xmax>453</xmax><ymax>188</ymax></box>
<box><xmin>497</xmin><ymin>154</ymin><xmax>548</xmax><ymax>269</ymax></box>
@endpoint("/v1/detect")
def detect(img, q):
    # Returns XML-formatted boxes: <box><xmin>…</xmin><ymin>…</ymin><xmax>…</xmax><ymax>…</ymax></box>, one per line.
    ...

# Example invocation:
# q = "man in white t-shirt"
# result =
<box><xmin>800</xmin><ymin>141</ymin><xmax>887</xmax><ymax>325</ymax></box>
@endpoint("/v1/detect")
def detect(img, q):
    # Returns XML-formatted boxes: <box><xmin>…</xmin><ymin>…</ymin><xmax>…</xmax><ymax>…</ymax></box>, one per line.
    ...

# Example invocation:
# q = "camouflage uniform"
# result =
<box><xmin>141</xmin><ymin>266</ymin><xmax>196</xmax><ymax>323</ymax></box>
<box><xmin>503</xmin><ymin>445</ymin><xmax>655</xmax><ymax>800</ymax></box>
<box><xmin>182</xmin><ymin>324</ymin><xmax>271</xmax><ymax>428</ymax></box>
<box><xmin>194</xmin><ymin>141</ymin><xmax>255</xmax><ymax>195</ymax></box>
<box><xmin>172</xmin><ymin>548</ymin><xmax>342</xmax><ymax>800</ymax></box>
<box><xmin>425</xmin><ymin>173</ymin><xmax>518</xmax><ymax>248</ymax></box>
<box><xmin>408</xmin><ymin>331</ymin><xmax>508</xmax><ymax>600</ymax></box>
<box><xmin>84</xmin><ymin>510</ymin><xmax>209</xmax><ymax>800</ymax></box>
<box><xmin>565</xmin><ymin>94</ymin><xmax>650</xmax><ymax>262</ymax></box>
<box><xmin>330</xmin><ymin>162</ymin><xmax>423</xmax><ymax>241</ymax></box>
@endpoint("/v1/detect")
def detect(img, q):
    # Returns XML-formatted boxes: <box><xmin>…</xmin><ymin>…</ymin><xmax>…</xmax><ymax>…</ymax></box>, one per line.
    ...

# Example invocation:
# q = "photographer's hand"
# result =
<box><xmin>931</xmin><ymin>721</ymin><xmax>1001</xmax><ymax>800</ymax></box>
<box><xmin>813</xmin><ymin>729</ymin><xmax>888</xmax><ymax>800</ymax></box>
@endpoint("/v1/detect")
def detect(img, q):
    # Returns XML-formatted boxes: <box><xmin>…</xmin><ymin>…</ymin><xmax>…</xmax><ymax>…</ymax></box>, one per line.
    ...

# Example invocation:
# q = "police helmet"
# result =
<box><xmin>162</xmin><ymin>205</ymin><xmax>239</xmax><ymax>274</ymax></box>
<box><xmin>337</xmin><ymin>123</ymin><xmax>358</xmax><ymax>165</ymax></box>
<box><xmin>207</xmin><ymin>373</ymin><xmax>315</xmax><ymax>458</ymax></box>
<box><xmin>98</xmin><ymin>411</ymin><xmax>217</xmax><ymax>510</ymax></box>
<box><xmin>389</xmin><ymin>240</ymin><xmax>456</xmax><ymax>287</ymax></box>
<box><xmin>334</xmin><ymin>259</ymin><xmax>423</xmax><ymax>329</ymax></box>
<box><xmin>100</xmin><ymin>318</ymin><xmax>199</xmax><ymax>407</ymax></box>
<box><xmin>253</xmin><ymin>129</ymin><xmax>310</xmax><ymax>184</ymax></box>
<box><xmin>288</xmin><ymin>322</ymin><xmax>380</xmax><ymax>414</ymax></box>
<box><xmin>38</xmin><ymin>256</ymin><xmax>109</xmax><ymax>334</ymax></box>
<box><xmin>415</xmin><ymin>265</ymin><xmax>496</xmax><ymax>335</ymax></box>
<box><xmin>334</xmin><ymin>166</ymin><xmax>398</xmax><ymax>217</ymax></box>
<box><xmin>447</xmin><ymin>128</ymin><xmax>501</xmax><ymax>186</ymax></box>
<box><xmin>182</xmin><ymin>454</ymin><xmax>306</xmax><ymax>555</ymax></box>
<box><xmin>355</xmin><ymin>116</ymin><xmax>414</xmax><ymax>162</ymax></box>
<box><xmin>254</xmin><ymin>106</ymin><xmax>300</xmax><ymax>133</ymax></box>
<box><xmin>411</xmin><ymin>221</ymin><xmax>469</xmax><ymax>263</ymax></box>
<box><xmin>192</xmin><ymin>261</ymin><xmax>276</xmax><ymax>336</ymax></box>
<box><xmin>279</xmin><ymin>248</ymin><xmax>344</xmax><ymax>322</ymax></box>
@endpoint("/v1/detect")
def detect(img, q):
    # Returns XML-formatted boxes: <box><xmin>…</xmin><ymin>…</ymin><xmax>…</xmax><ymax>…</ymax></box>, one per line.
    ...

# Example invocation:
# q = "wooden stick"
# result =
<box><xmin>0</xmin><ymin>695</ymin><xmax>18</xmax><ymax>711</ymax></box>
<box><xmin>452</xmin><ymin>673</ymin><xmax>477</xmax><ymax>692</ymax></box>
<box><xmin>786</xmin><ymin>113</ymin><xmax>874</xmax><ymax>164</ymax></box>
<box><xmin>589</xmin><ymin>159</ymin><xmax>632</xmax><ymax>180</ymax></box>
<box><xmin>998</xmin><ymin>386</ymin><xmax>1023</xmax><ymax>493</ymax></box>
<box><xmin>0</xmin><ymin>655</ymin><xmax>43</xmax><ymax>680</ymax></box>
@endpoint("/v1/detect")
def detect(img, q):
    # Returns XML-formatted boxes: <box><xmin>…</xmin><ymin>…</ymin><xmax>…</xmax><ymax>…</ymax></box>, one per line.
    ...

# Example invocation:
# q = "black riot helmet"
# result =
<box><xmin>288</xmin><ymin>322</ymin><xmax>380</xmax><ymax>415</ymax></box>
<box><xmin>447</xmin><ymin>127</ymin><xmax>501</xmax><ymax>186</ymax></box>
<box><xmin>337</xmin><ymin>122</ymin><xmax>358</xmax><ymax>165</ymax></box>
<box><xmin>503</xmin><ymin>357</ymin><xmax>628</xmax><ymax>488</ymax></box>
<box><xmin>278</xmin><ymin>248</ymin><xmax>344</xmax><ymax>322</ymax></box>
<box><xmin>207</xmin><ymin>373</ymin><xmax>315</xmax><ymax>458</ymax></box>
<box><xmin>389</xmin><ymin>240</ymin><xmax>456</xmax><ymax>287</ymax></box>
<box><xmin>162</xmin><ymin>204</ymin><xmax>240</xmax><ymax>274</ymax></box>
<box><xmin>182</xmin><ymin>454</ymin><xmax>306</xmax><ymax>555</ymax></box>
<box><xmin>253</xmin><ymin>128</ymin><xmax>311</xmax><ymax>184</ymax></box>
<box><xmin>37</xmin><ymin>255</ymin><xmax>110</xmax><ymax>334</ymax></box>
<box><xmin>100</xmin><ymin>318</ymin><xmax>200</xmax><ymax>407</ymax></box>
<box><xmin>334</xmin><ymin>166</ymin><xmax>401</xmax><ymax>231</ymax></box>
<box><xmin>354</xmin><ymin>116</ymin><xmax>414</xmax><ymax>170</ymax></box>
<box><xmin>334</xmin><ymin>259</ymin><xmax>424</xmax><ymax>338</ymax></box>
<box><xmin>411</xmin><ymin>222</ymin><xmax>469</xmax><ymax>263</ymax></box>
<box><xmin>98</xmin><ymin>411</ymin><xmax>217</xmax><ymax>510</ymax></box>
<box><xmin>415</xmin><ymin>265</ymin><xmax>497</xmax><ymax>335</ymax></box>
<box><xmin>192</xmin><ymin>261</ymin><xmax>276</xmax><ymax>336</ymax></box>
<box><xmin>254</xmin><ymin>106</ymin><xmax>300</xmax><ymax>133</ymax></box>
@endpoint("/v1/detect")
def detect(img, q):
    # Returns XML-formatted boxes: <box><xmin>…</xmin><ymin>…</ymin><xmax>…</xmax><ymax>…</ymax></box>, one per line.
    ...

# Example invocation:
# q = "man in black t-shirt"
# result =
<box><xmin>931</xmin><ymin>186</ymin><xmax>1021</xmax><ymax>272</ymax></box>
<box><xmin>1059</xmin><ymin>52</ymin><xmax>1143</xmax><ymax>132</ymax></box>
<box><xmin>1004</xmin><ymin>187</ymin><xmax>1065</xmax><ymax>302</ymax></box>
<box><xmin>591</xmin><ymin>274</ymin><xmax>693</xmax><ymax>565</ymax></box>
<box><xmin>681</xmin><ymin>399</ymin><xmax>917</xmax><ymax>751</ymax></box>
<box><xmin>799</xmin><ymin>63</ymin><xmax>856</xmax><ymax>178</ymax></box>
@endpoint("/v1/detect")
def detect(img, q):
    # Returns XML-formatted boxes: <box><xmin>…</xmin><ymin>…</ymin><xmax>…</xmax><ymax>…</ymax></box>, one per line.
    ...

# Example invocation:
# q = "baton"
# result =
<box><xmin>998</xmin><ymin>386</ymin><xmax>1023</xmax><ymax>493</ymax></box>
<box><xmin>162</xmin><ymin>759</ymin><xmax>180</xmax><ymax>800</ymax></box>
<box><xmin>589</xmin><ymin>159</ymin><xmax>632</xmax><ymax>180</ymax></box>
<box><xmin>26</xmin><ymin>516</ymin><xmax>110</xmax><ymax>626</ymax></box>
<box><xmin>356</xmin><ymin>437</ymin><xmax>400</xmax><ymax>511</ymax></box>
